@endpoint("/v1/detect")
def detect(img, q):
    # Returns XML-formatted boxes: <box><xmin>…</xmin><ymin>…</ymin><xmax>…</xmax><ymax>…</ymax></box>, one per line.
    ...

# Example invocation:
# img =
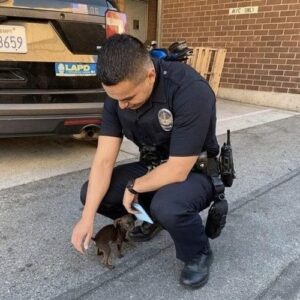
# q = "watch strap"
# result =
<box><xmin>126</xmin><ymin>178</ymin><xmax>138</xmax><ymax>195</ymax></box>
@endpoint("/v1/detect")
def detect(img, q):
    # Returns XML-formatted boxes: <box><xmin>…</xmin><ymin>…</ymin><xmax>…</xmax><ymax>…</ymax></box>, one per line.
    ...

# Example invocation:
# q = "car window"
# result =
<box><xmin>56</xmin><ymin>0</ymin><xmax>108</xmax><ymax>5</ymax></box>
<box><xmin>57</xmin><ymin>0</ymin><xmax>107</xmax><ymax>6</ymax></box>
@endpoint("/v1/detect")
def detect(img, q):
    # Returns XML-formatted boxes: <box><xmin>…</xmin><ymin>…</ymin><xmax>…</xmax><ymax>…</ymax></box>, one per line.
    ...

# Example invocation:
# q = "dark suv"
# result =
<box><xmin>0</xmin><ymin>0</ymin><xmax>127</xmax><ymax>138</ymax></box>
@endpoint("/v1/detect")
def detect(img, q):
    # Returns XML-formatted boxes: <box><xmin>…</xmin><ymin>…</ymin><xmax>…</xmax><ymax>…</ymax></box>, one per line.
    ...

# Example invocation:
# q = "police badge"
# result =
<box><xmin>158</xmin><ymin>108</ymin><xmax>173</xmax><ymax>131</ymax></box>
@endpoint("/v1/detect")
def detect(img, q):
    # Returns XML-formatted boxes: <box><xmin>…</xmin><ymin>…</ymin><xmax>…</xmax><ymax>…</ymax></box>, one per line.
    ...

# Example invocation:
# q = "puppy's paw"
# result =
<box><xmin>125</xmin><ymin>241</ymin><xmax>136</xmax><ymax>249</ymax></box>
<box><xmin>106</xmin><ymin>264</ymin><xmax>115</xmax><ymax>270</ymax></box>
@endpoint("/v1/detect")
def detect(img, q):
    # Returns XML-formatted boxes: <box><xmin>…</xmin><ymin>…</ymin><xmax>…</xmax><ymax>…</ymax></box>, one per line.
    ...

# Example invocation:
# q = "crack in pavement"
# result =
<box><xmin>255</xmin><ymin>254</ymin><xmax>300</xmax><ymax>300</ymax></box>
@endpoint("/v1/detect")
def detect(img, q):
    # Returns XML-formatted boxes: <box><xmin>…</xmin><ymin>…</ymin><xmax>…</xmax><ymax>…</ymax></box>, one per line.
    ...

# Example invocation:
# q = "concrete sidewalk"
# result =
<box><xmin>0</xmin><ymin>103</ymin><xmax>299</xmax><ymax>300</ymax></box>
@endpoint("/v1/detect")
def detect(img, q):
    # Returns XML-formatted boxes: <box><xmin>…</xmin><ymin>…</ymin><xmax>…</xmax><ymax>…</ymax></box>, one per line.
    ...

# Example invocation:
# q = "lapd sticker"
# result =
<box><xmin>158</xmin><ymin>109</ymin><xmax>173</xmax><ymax>131</ymax></box>
<box><xmin>55</xmin><ymin>63</ymin><xmax>97</xmax><ymax>77</ymax></box>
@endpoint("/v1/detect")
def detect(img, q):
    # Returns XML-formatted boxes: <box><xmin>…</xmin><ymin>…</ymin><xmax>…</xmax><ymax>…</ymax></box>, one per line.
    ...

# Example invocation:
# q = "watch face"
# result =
<box><xmin>126</xmin><ymin>179</ymin><xmax>137</xmax><ymax>194</ymax></box>
<box><xmin>126</xmin><ymin>179</ymin><xmax>134</xmax><ymax>189</ymax></box>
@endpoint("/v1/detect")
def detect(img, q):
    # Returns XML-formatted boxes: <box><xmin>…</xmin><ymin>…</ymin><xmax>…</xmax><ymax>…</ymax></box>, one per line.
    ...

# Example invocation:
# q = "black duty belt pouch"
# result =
<box><xmin>205</xmin><ymin>197</ymin><xmax>228</xmax><ymax>239</ymax></box>
<box><xmin>205</xmin><ymin>157</ymin><xmax>229</xmax><ymax>239</ymax></box>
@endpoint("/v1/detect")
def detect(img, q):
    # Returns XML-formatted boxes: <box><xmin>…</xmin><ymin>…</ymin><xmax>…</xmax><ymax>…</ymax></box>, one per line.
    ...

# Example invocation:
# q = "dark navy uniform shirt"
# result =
<box><xmin>100</xmin><ymin>59</ymin><xmax>219</xmax><ymax>159</ymax></box>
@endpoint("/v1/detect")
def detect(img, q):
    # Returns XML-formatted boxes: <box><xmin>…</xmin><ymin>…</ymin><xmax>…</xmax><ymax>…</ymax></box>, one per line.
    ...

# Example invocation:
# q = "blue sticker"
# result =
<box><xmin>55</xmin><ymin>63</ymin><xmax>97</xmax><ymax>77</ymax></box>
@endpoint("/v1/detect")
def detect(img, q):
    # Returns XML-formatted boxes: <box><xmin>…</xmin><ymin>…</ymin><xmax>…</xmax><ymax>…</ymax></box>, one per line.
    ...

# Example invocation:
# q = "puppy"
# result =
<box><xmin>92</xmin><ymin>214</ymin><xmax>135</xmax><ymax>269</ymax></box>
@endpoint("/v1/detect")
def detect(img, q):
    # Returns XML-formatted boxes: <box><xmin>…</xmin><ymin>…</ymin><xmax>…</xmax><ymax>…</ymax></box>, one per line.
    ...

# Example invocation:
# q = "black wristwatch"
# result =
<box><xmin>126</xmin><ymin>178</ymin><xmax>138</xmax><ymax>195</ymax></box>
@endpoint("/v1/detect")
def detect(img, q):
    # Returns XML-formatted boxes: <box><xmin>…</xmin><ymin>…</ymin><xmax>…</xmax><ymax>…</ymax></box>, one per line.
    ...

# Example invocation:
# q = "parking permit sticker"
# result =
<box><xmin>71</xmin><ymin>4</ymin><xmax>89</xmax><ymax>14</ymax></box>
<box><xmin>55</xmin><ymin>63</ymin><xmax>97</xmax><ymax>77</ymax></box>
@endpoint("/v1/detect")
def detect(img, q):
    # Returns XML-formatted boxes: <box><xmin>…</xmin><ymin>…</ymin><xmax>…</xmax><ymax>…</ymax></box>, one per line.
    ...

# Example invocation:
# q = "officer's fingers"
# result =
<box><xmin>72</xmin><ymin>240</ymin><xmax>84</xmax><ymax>254</ymax></box>
<box><xmin>124</xmin><ymin>201</ymin><xmax>137</xmax><ymax>214</ymax></box>
<box><xmin>128</xmin><ymin>207</ymin><xmax>138</xmax><ymax>214</ymax></box>
<box><xmin>83</xmin><ymin>232</ymin><xmax>92</xmax><ymax>251</ymax></box>
<box><xmin>71</xmin><ymin>229</ymin><xmax>84</xmax><ymax>254</ymax></box>
<box><xmin>124</xmin><ymin>203</ymin><xmax>134</xmax><ymax>214</ymax></box>
<box><xmin>73</xmin><ymin>235</ymin><xmax>85</xmax><ymax>254</ymax></box>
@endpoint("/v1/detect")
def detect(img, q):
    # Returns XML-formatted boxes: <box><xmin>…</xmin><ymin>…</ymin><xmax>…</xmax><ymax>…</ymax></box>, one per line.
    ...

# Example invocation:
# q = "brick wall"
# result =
<box><xmin>147</xmin><ymin>0</ymin><xmax>158</xmax><ymax>41</ymax></box>
<box><xmin>161</xmin><ymin>0</ymin><xmax>300</xmax><ymax>94</ymax></box>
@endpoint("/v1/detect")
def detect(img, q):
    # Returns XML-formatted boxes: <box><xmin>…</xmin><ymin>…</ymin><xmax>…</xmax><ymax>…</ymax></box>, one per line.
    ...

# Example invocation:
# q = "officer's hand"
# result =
<box><xmin>71</xmin><ymin>217</ymin><xmax>93</xmax><ymax>254</ymax></box>
<box><xmin>123</xmin><ymin>188</ymin><xmax>138</xmax><ymax>214</ymax></box>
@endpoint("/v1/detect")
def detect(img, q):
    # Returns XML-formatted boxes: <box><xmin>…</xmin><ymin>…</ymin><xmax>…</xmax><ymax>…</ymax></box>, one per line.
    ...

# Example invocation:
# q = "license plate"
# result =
<box><xmin>0</xmin><ymin>25</ymin><xmax>27</xmax><ymax>54</ymax></box>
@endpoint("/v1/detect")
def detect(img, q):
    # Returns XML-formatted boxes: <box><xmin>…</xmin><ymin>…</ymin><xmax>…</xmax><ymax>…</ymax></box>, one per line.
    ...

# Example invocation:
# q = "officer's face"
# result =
<box><xmin>102</xmin><ymin>68</ymin><xmax>156</xmax><ymax>110</ymax></box>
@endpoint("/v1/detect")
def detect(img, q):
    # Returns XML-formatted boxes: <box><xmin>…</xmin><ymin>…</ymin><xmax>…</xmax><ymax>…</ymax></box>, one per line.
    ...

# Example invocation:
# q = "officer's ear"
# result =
<box><xmin>146</xmin><ymin>68</ymin><xmax>156</xmax><ymax>85</ymax></box>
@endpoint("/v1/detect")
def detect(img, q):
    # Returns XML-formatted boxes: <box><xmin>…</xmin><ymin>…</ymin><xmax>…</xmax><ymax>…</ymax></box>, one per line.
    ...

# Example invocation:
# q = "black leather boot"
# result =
<box><xmin>128</xmin><ymin>222</ymin><xmax>162</xmax><ymax>242</ymax></box>
<box><xmin>180</xmin><ymin>250</ymin><xmax>213</xmax><ymax>289</ymax></box>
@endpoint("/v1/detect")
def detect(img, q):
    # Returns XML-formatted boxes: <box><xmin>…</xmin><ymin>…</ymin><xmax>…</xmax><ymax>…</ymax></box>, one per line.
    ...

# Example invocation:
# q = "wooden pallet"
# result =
<box><xmin>187</xmin><ymin>47</ymin><xmax>227</xmax><ymax>95</ymax></box>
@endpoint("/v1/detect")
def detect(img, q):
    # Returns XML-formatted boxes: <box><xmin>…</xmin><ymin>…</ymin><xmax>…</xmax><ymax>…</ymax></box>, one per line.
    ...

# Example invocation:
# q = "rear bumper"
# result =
<box><xmin>0</xmin><ymin>103</ymin><xmax>103</xmax><ymax>137</ymax></box>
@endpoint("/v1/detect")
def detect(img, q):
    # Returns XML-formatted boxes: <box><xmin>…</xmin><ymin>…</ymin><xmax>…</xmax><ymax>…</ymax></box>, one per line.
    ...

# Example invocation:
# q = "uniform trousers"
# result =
<box><xmin>80</xmin><ymin>161</ymin><xmax>213</xmax><ymax>262</ymax></box>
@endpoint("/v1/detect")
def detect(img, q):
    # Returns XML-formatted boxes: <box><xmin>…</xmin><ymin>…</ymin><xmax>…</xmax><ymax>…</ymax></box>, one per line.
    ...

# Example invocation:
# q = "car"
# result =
<box><xmin>0</xmin><ymin>0</ymin><xmax>127</xmax><ymax>139</ymax></box>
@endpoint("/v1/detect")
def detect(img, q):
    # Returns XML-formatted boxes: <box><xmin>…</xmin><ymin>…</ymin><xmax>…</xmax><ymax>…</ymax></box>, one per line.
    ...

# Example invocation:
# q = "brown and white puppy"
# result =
<box><xmin>92</xmin><ymin>214</ymin><xmax>135</xmax><ymax>269</ymax></box>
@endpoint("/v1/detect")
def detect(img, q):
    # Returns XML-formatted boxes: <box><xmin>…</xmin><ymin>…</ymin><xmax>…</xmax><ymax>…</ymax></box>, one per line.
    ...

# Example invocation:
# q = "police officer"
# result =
<box><xmin>71</xmin><ymin>34</ymin><xmax>219</xmax><ymax>289</ymax></box>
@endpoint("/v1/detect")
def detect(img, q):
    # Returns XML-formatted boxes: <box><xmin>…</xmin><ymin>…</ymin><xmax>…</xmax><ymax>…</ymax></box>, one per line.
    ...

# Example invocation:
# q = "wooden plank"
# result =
<box><xmin>189</xmin><ymin>47</ymin><xmax>210</xmax><ymax>77</ymax></box>
<box><xmin>195</xmin><ymin>48</ymin><xmax>206</xmax><ymax>75</ymax></box>
<box><xmin>209</xmin><ymin>49</ymin><xmax>227</xmax><ymax>94</ymax></box>
<box><xmin>187</xmin><ymin>47</ymin><xmax>196</xmax><ymax>68</ymax></box>
<box><xmin>200</xmin><ymin>48</ymin><xmax>212</xmax><ymax>76</ymax></box>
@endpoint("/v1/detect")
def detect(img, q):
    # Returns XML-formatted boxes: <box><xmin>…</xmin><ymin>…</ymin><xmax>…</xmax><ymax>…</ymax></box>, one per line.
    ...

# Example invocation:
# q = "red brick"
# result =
<box><xmin>287</xmin><ymin>59</ymin><xmax>300</xmax><ymax>65</ymax></box>
<box><xmin>259</xmin><ymin>86</ymin><xmax>273</xmax><ymax>92</ymax></box>
<box><xmin>275</xmin><ymin>76</ymin><xmax>290</xmax><ymax>82</ymax></box>
<box><xmin>284</xmin><ymin>71</ymin><xmax>299</xmax><ymax>76</ymax></box>
<box><xmin>290</xmin><ymin>77</ymin><xmax>300</xmax><ymax>83</ymax></box>
<box><xmin>273</xmin><ymin>87</ymin><xmax>289</xmax><ymax>92</ymax></box>
<box><xmin>273</xmin><ymin>5</ymin><xmax>289</xmax><ymax>11</ymax></box>
<box><xmin>278</xmin><ymin>64</ymin><xmax>293</xmax><ymax>70</ymax></box>
<box><xmin>264</xmin><ymin>12</ymin><xmax>280</xmax><ymax>18</ymax></box>
<box><xmin>280</xmin><ymin>53</ymin><xmax>296</xmax><ymax>59</ymax></box>
<box><xmin>288</xmin><ymin>89</ymin><xmax>300</xmax><ymax>94</ymax></box>
<box><xmin>280</xmin><ymin>10</ymin><xmax>296</xmax><ymax>17</ymax></box>
<box><xmin>265</xmin><ymin>53</ymin><xmax>279</xmax><ymax>58</ymax></box>
<box><xmin>254</xmin><ymin>81</ymin><xmax>267</xmax><ymax>86</ymax></box>
<box><xmin>283</xmin><ymin>82</ymin><xmax>298</xmax><ymax>88</ymax></box>
<box><xmin>266</xmin><ymin>0</ymin><xmax>281</xmax><ymax>4</ymax></box>
<box><xmin>256</xmin><ymin>69</ymin><xmax>269</xmax><ymax>75</ymax></box>
<box><xmin>270</xmin><ymin>70</ymin><xmax>284</xmax><ymax>75</ymax></box>
<box><xmin>261</xmin><ymin>75</ymin><xmax>274</xmax><ymax>81</ymax></box>
<box><xmin>270</xmin><ymin>17</ymin><xmax>287</xmax><ymax>23</ymax></box>
<box><xmin>267</xmin><ymin>81</ymin><xmax>282</xmax><ymax>86</ymax></box>
<box><xmin>263</xmin><ymin>64</ymin><xmax>278</xmax><ymax>70</ymax></box>
<box><xmin>271</xmin><ymin>58</ymin><xmax>287</xmax><ymax>64</ymax></box>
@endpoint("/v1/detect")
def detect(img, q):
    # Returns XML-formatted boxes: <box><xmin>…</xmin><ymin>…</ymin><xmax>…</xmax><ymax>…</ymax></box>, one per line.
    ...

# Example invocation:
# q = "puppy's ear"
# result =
<box><xmin>114</xmin><ymin>218</ymin><xmax>121</xmax><ymax>227</ymax></box>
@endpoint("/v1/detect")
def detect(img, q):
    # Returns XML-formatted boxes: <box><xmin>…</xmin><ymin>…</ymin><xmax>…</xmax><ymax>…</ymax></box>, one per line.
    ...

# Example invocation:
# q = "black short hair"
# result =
<box><xmin>97</xmin><ymin>34</ymin><xmax>151</xmax><ymax>86</ymax></box>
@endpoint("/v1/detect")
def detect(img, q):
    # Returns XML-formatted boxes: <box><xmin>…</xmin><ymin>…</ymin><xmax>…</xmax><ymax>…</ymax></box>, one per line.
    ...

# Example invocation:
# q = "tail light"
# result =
<box><xmin>105</xmin><ymin>10</ymin><xmax>128</xmax><ymax>38</ymax></box>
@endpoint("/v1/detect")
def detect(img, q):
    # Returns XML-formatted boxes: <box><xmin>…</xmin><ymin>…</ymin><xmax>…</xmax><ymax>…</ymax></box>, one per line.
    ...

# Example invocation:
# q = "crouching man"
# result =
<box><xmin>71</xmin><ymin>34</ymin><xmax>220</xmax><ymax>289</ymax></box>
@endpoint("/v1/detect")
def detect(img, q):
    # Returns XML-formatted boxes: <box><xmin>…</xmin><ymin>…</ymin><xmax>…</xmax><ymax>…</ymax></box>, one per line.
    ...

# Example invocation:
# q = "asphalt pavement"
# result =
<box><xmin>0</xmin><ymin>104</ymin><xmax>299</xmax><ymax>300</ymax></box>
